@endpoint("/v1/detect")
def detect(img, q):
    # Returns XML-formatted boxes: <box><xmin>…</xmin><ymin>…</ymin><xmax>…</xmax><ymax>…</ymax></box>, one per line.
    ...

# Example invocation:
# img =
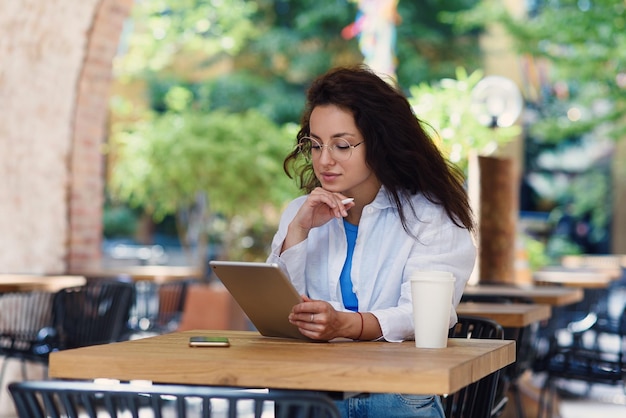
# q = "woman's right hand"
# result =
<box><xmin>282</xmin><ymin>188</ymin><xmax>354</xmax><ymax>251</ymax></box>
<box><xmin>295</xmin><ymin>188</ymin><xmax>353</xmax><ymax>229</ymax></box>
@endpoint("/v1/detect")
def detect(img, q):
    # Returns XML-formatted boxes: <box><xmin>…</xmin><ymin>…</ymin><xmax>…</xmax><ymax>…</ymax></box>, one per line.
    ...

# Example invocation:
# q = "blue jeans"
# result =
<box><xmin>334</xmin><ymin>393</ymin><xmax>445</xmax><ymax>418</ymax></box>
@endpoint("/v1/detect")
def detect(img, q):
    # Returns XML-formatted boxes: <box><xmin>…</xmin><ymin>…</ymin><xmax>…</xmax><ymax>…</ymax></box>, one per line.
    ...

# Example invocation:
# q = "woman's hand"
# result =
<box><xmin>282</xmin><ymin>188</ymin><xmax>355</xmax><ymax>252</ymax></box>
<box><xmin>289</xmin><ymin>295</ymin><xmax>355</xmax><ymax>341</ymax></box>
<box><xmin>294</xmin><ymin>188</ymin><xmax>354</xmax><ymax>231</ymax></box>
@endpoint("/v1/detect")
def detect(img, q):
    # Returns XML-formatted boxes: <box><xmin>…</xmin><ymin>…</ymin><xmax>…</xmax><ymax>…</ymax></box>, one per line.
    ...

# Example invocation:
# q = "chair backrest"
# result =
<box><xmin>460</xmin><ymin>294</ymin><xmax>536</xmax><ymax>373</ymax></box>
<box><xmin>156</xmin><ymin>279</ymin><xmax>194</xmax><ymax>331</ymax></box>
<box><xmin>444</xmin><ymin>315</ymin><xmax>505</xmax><ymax>418</ymax></box>
<box><xmin>0</xmin><ymin>291</ymin><xmax>56</xmax><ymax>361</ymax></box>
<box><xmin>127</xmin><ymin>278</ymin><xmax>195</xmax><ymax>334</ymax></box>
<box><xmin>9</xmin><ymin>380</ymin><xmax>341</xmax><ymax>418</ymax></box>
<box><xmin>0</xmin><ymin>291</ymin><xmax>54</xmax><ymax>340</ymax></box>
<box><xmin>53</xmin><ymin>280</ymin><xmax>135</xmax><ymax>350</ymax></box>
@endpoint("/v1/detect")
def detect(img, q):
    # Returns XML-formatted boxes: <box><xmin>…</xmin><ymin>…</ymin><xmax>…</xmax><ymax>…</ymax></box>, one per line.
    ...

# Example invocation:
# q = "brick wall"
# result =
<box><xmin>0</xmin><ymin>0</ymin><xmax>133</xmax><ymax>273</ymax></box>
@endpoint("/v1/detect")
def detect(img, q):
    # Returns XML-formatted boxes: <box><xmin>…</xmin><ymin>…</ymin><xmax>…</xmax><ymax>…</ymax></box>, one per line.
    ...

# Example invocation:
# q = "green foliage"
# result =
<box><xmin>396</xmin><ymin>0</ymin><xmax>483</xmax><ymax>87</ymax></box>
<box><xmin>119</xmin><ymin>0</ymin><xmax>259</xmax><ymax>76</ymax></box>
<box><xmin>109</xmin><ymin>109</ymin><xmax>300</xmax><ymax>222</ymax></box>
<box><xmin>545</xmin><ymin>235</ymin><xmax>583</xmax><ymax>262</ymax></box>
<box><xmin>116</xmin><ymin>1</ymin><xmax>485</xmax><ymax>125</ymax></box>
<box><xmin>195</xmin><ymin>72</ymin><xmax>305</xmax><ymax>124</ymax></box>
<box><xmin>567</xmin><ymin>169</ymin><xmax>610</xmax><ymax>239</ymax></box>
<box><xmin>523</xmin><ymin>234</ymin><xmax>550</xmax><ymax>270</ymax></box>
<box><xmin>103</xmin><ymin>204</ymin><xmax>138</xmax><ymax>238</ymax></box>
<box><xmin>450</xmin><ymin>1</ymin><xmax>620</xmax><ymax>258</ymax></box>
<box><xmin>454</xmin><ymin>0</ymin><xmax>626</xmax><ymax>143</ymax></box>
<box><xmin>532</xmin><ymin>166</ymin><xmax>611</xmax><ymax>261</ymax></box>
<box><xmin>107</xmin><ymin>0</ymin><xmax>488</xmax><ymax>259</ymax></box>
<box><xmin>407</xmin><ymin>68</ymin><xmax>521</xmax><ymax>171</ymax></box>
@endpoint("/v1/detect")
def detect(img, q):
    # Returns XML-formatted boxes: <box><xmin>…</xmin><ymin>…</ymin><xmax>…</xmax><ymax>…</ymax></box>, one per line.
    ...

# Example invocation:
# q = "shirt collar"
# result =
<box><xmin>370</xmin><ymin>186</ymin><xmax>395</xmax><ymax>209</ymax></box>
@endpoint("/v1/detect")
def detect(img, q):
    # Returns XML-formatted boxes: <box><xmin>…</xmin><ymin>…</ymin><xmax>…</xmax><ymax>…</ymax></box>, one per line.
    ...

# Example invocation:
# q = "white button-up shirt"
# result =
<box><xmin>268</xmin><ymin>187</ymin><xmax>476</xmax><ymax>342</ymax></box>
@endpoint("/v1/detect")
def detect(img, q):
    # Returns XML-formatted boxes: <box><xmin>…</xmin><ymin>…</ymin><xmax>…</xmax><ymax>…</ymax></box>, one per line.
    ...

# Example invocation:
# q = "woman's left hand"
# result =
<box><xmin>289</xmin><ymin>295</ymin><xmax>350</xmax><ymax>341</ymax></box>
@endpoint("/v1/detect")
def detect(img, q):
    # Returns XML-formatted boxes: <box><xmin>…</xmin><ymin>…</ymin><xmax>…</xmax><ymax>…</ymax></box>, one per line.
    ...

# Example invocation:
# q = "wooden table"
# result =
<box><xmin>462</xmin><ymin>284</ymin><xmax>584</xmax><ymax>306</ymax></box>
<box><xmin>561</xmin><ymin>254</ymin><xmax>626</xmax><ymax>270</ymax></box>
<box><xmin>75</xmin><ymin>266</ymin><xmax>202</xmax><ymax>284</ymax></box>
<box><xmin>457</xmin><ymin>302</ymin><xmax>552</xmax><ymax>328</ymax></box>
<box><xmin>49</xmin><ymin>330</ymin><xmax>515</xmax><ymax>396</ymax></box>
<box><xmin>0</xmin><ymin>274</ymin><xmax>86</xmax><ymax>293</ymax></box>
<box><xmin>533</xmin><ymin>269</ymin><xmax>615</xmax><ymax>289</ymax></box>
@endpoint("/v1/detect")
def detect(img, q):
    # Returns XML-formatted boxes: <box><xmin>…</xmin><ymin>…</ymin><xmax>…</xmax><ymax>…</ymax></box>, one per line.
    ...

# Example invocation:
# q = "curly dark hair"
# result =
<box><xmin>283</xmin><ymin>65</ymin><xmax>474</xmax><ymax>233</ymax></box>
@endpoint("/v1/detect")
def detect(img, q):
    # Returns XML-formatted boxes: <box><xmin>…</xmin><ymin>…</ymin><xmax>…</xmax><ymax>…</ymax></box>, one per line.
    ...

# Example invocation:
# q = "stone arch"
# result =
<box><xmin>0</xmin><ymin>0</ymin><xmax>133</xmax><ymax>273</ymax></box>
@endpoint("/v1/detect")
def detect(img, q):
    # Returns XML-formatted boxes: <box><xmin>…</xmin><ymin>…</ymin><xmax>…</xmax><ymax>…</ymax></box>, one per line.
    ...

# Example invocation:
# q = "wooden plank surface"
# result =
<box><xmin>49</xmin><ymin>330</ymin><xmax>515</xmax><ymax>395</ymax></box>
<box><xmin>533</xmin><ymin>270</ymin><xmax>613</xmax><ymax>289</ymax></box>
<box><xmin>0</xmin><ymin>275</ymin><xmax>86</xmax><ymax>292</ymax></box>
<box><xmin>75</xmin><ymin>266</ymin><xmax>202</xmax><ymax>283</ymax></box>
<box><xmin>463</xmin><ymin>284</ymin><xmax>584</xmax><ymax>306</ymax></box>
<box><xmin>456</xmin><ymin>302</ymin><xmax>551</xmax><ymax>328</ymax></box>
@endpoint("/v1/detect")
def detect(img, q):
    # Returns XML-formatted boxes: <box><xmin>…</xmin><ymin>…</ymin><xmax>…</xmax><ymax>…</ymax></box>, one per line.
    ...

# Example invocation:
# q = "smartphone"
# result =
<box><xmin>188</xmin><ymin>336</ymin><xmax>230</xmax><ymax>347</ymax></box>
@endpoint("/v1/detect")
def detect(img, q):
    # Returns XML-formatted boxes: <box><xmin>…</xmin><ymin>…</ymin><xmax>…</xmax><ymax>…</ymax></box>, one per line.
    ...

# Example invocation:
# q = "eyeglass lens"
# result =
<box><xmin>298</xmin><ymin>137</ymin><xmax>355</xmax><ymax>161</ymax></box>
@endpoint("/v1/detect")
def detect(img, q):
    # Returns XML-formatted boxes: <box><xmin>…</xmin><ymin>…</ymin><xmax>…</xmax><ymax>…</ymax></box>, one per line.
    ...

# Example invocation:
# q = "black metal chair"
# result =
<box><xmin>443</xmin><ymin>315</ymin><xmax>505</xmax><ymax>418</ymax></box>
<box><xmin>0</xmin><ymin>291</ymin><xmax>57</xmax><ymax>403</ymax></box>
<box><xmin>536</xmin><ymin>304</ymin><xmax>626</xmax><ymax>418</ymax></box>
<box><xmin>8</xmin><ymin>380</ymin><xmax>341</xmax><ymax>418</ymax></box>
<box><xmin>461</xmin><ymin>293</ymin><xmax>538</xmax><ymax>418</ymax></box>
<box><xmin>155</xmin><ymin>278</ymin><xmax>194</xmax><ymax>332</ymax></box>
<box><xmin>126</xmin><ymin>278</ymin><xmax>196</xmax><ymax>336</ymax></box>
<box><xmin>52</xmin><ymin>280</ymin><xmax>135</xmax><ymax>349</ymax></box>
<box><xmin>0</xmin><ymin>280</ymin><xmax>135</xmax><ymax>410</ymax></box>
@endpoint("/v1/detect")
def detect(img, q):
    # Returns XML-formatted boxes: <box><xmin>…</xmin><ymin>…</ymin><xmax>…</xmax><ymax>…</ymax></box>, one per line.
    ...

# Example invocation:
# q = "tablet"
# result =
<box><xmin>209</xmin><ymin>261</ymin><xmax>312</xmax><ymax>341</ymax></box>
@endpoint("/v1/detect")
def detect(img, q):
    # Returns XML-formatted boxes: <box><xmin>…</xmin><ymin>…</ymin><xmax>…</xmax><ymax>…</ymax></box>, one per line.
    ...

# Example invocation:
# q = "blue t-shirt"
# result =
<box><xmin>340</xmin><ymin>220</ymin><xmax>359</xmax><ymax>311</ymax></box>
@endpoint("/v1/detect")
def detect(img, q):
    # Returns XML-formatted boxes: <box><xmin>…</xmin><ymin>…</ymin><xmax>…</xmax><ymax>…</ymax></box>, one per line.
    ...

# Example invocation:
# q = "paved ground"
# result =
<box><xmin>510</xmin><ymin>371</ymin><xmax>626</xmax><ymax>418</ymax></box>
<box><xmin>552</xmin><ymin>377</ymin><xmax>626</xmax><ymax>418</ymax></box>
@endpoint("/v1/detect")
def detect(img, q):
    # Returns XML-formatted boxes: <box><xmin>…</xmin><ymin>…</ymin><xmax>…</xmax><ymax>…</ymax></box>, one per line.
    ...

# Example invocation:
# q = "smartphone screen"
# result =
<box><xmin>188</xmin><ymin>336</ymin><xmax>230</xmax><ymax>347</ymax></box>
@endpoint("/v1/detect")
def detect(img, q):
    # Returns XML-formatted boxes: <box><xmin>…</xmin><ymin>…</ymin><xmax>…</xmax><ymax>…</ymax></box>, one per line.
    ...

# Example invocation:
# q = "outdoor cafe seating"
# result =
<box><xmin>459</xmin><ymin>293</ymin><xmax>539</xmax><ymax>418</ymax></box>
<box><xmin>535</xmin><ymin>302</ymin><xmax>626</xmax><ymax>418</ymax></box>
<box><xmin>533</xmin><ymin>263</ymin><xmax>626</xmax><ymax>418</ymax></box>
<box><xmin>444</xmin><ymin>315</ymin><xmax>505</xmax><ymax>418</ymax></box>
<box><xmin>8</xmin><ymin>380</ymin><xmax>342</xmax><ymax>418</ymax></box>
<box><xmin>0</xmin><ymin>280</ymin><xmax>135</xmax><ymax>392</ymax></box>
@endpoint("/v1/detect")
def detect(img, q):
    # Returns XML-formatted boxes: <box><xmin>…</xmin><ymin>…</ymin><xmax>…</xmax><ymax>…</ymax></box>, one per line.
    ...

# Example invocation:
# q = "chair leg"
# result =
<box><xmin>0</xmin><ymin>356</ymin><xmax>9</xmax><ymax>406</ymax></box>
<box><xmin>510</xmin><ymin>381</ymin><xmax>524</xmax><ymax>418</ymax></box>
<box><xmin>20</xmin><ymin>358</ymin><xmax>28</xmax><ymax>381</ymax></box>
<box><xmin>537</xmin><ymin>376</ymin><xmax>552</xmax><ymax>418</ymax></box>
<box><xmin>541</xmin><ymin>380</ymin><xmax>559</xmax><ymax>418</ymax></box>
<box><xmin>0</xmin><ymin>356</ymin><xmax>8</xmax><ymax>388</ymax></box>
<box><xmin>537</xmin><ymin>386</ymin><xmax>545</xmax><ymax>418</ymax></box>
<box><xmin>548</xmin><ymin>382</ymin><xmax>558</xmax><ymax>418</ymax></box>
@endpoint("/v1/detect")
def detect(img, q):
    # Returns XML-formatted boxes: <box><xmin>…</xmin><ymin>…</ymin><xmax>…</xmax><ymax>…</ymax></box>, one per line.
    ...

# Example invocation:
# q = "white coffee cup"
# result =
<box><xmin>410</xmin><ymin>271</ymin><xmax>455</xmax><ymax>348</ymax></box>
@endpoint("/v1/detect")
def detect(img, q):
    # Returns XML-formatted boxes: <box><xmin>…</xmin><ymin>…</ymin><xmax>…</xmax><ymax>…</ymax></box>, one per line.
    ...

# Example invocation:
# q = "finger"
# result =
<box><xmin>342</xmin><ymin>198</ymin><xmax>355</xmax><ymax>211</ymax></box>
<box><xmin>310</xmin><ymin>188</ymin><xmax>337</xmax><ymax>207</ymax></box>
<box><xmin>332</xmin><ymin>195</ymin><xmax>354</xmax><ymax>217</ymax></box>
<box><xmin>291</xmin><ymin>300</ymin><xmax>315</xmax><ymax>314</ymax></box>
<box><xmin>310</xmin><ymin>189</ymin><xmax>347</xmax><ymax>217</ymax></box>
<box><xmin>288</xmin><ymin>315</ymin><xmax>319</xmax><ymax>332</ymax></box>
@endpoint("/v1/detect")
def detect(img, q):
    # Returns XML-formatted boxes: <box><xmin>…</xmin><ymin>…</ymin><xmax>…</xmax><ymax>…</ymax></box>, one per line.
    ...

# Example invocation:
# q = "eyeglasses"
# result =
<box><xmin>297</xmin><ymin>137</ymin><xmax>363</xmax><ymax>162</ymax></box>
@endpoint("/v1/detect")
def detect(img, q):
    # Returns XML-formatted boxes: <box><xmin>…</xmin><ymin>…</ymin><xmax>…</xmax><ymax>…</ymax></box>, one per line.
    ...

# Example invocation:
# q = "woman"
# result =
<box><xmin>267</xmin><ymin>65</ymin><xmax>476</xmax><ymax>417</ymax></box>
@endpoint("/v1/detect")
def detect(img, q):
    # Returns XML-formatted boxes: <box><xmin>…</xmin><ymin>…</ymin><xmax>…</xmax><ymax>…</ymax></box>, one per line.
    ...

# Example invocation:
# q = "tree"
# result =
<box><xmin>453</xmin><ymin>0</ymin><xmax>624</xmax><ymax>257</ymax></box>
<box><xmin>110</xmin><ymin>108</ymin><xmax>299</xmax><ymax>267</ymax></box>
<box><xmin>454</xmin><ymin>0</ymin><xmax>626</xmax><ymax>142</ymax></box>
<box><xmin>407</xmin><ymin>67</ymin><xmax>520</xmax><ymax>172</ymax></box>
